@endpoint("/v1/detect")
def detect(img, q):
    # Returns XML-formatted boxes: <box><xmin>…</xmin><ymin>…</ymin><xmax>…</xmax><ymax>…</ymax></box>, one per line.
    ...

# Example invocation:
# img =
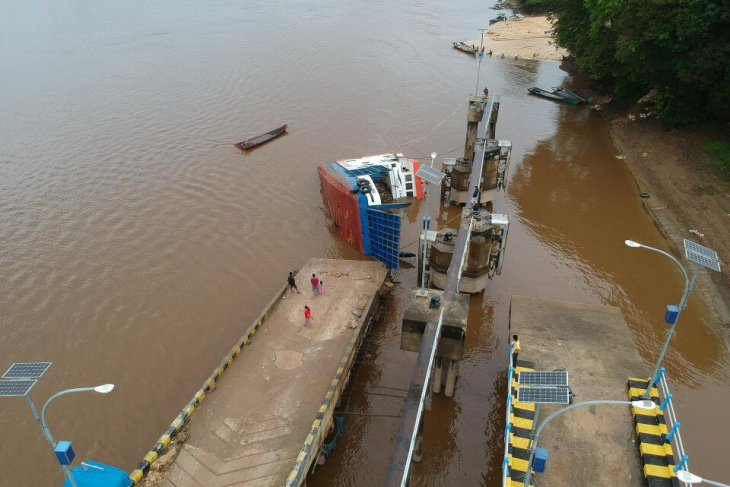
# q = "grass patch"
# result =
<box><xmin>693</xmin><ymin>184</ymin><xmax>721</xmax><ymax>196</ymax></box>
<box><xmin>703</xmin><ymin>141</ymin><xmax>730</xmax><ymax>181</ymax></box>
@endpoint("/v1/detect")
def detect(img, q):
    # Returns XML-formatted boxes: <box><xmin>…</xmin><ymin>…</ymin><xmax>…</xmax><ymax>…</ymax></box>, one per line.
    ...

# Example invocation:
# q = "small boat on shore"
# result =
<box><xmin>235</xmin><ymin>124</ymin><xmax>287</xmax><ymax>151</ymax></box>
<box><xmin>452</xmin><ymin>41</ymin><xmax>478</xmax><ymax>55</ymax></box>
<box><xmin>552</xmin><ymin>87</ymin><xmax>587</xmax><ymax>104</ymax></box>
<box><xmin>489</xmin><ymin>12</ymin><xmax>508</xmax><ymax>24</ymax></box>
<box><xmin>527</xmin><ymin>87</ymin><xmax>583</xmax><ymax>105</ymax></box>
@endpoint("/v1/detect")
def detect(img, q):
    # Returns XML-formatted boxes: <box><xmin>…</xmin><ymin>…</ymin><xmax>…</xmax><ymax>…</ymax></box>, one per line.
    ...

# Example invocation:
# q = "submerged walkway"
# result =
<box><xmin>508</xmin><ymin>295</ymin><xmax>648</xmax><ymax>486</ymax></box>
<box><xmin>151</xmin><ymin>259</ymin><xmax>387</xmax><ymax>487</ymax></box>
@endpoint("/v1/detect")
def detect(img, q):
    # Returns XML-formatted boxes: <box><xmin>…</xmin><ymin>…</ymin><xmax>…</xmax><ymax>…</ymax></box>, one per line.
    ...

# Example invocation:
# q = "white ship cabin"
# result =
<box><xmin>336</xmin><ymin>153</ymin><xmax>421</xmax><ymax>206</ymax></box>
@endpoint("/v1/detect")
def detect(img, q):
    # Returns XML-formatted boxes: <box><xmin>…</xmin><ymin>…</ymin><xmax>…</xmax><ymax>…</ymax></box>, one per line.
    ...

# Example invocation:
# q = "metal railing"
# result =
<box><xmin>655</xmin><ymin>368</ymin><xmax>691</xmax><ymax>486</ymax></box>
<box><xmin>501</xmin><ymin>344</ymin><xmax>515</xmax><ymax>487</ymax></box>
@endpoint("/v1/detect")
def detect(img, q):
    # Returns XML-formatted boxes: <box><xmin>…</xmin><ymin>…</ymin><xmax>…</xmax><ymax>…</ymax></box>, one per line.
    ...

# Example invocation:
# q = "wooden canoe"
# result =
<box><xmin>452</xmin><ymin>41</ymin><xmax>478</xmax><ymax>55</ymax></box>
<box><xmin>552</xmin><ymin>87</ymin><xmax>587</xmax><ymax>104</ymax></box>
<box><xmin>235</xmin><ymin>124</ymin><xmax>287</xmax><ymax>151</ymax></box>
<box><xmin>527</xmin><ymin>87</ymin><xmax>582</xmax><ymax>105</ymax></box>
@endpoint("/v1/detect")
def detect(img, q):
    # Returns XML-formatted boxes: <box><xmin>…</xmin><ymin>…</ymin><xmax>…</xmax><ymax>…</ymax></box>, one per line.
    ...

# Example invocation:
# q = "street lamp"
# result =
<box><xmin>523</xmin><ymin>399</ymin><xmax>656</xmax><ymax>487</ymax></box>
<box><xmin>41</xmin><ymin>384</ymin><xmax>115</xmax><ymax>487</ymax></box>
<box><xmin>41</xmin><ymin>384</ymin><xmax>115</xmax><ymax>445</ymax></box>
<box><xmin>0</xmin><ymin>362</ymin><xmax>119</xmax><ymax>487</ymax></box>
<box><xmin>677</xmin><ymin>469</ymin><xmax>730</xmax><ymax>486</ymax></box>
<box><xmin>419</xmin><ymin>152</ymin><xmax>438</xmax><ymax>291</ymax></box>
<box><xmin>475</xmin><ymin>28</ymin><xmax>489</xmax><ymax>95</ymax></box>
<box><xmin>624</xmin><ymin>239</ymin><xmax>720</xmax><ymax>399</ymax></box>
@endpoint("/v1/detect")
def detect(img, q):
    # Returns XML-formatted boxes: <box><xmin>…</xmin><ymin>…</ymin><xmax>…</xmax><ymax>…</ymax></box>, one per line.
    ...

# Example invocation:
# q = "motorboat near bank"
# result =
<box><xmin>452</xmin><ymin>41</ymin><xmax>478</xmax><ymax>55</ymax></box>
<box><xmin>319</xmin><ymin>154</ymin><xmax>423</xmax><ymax>269</ymax></box>
<box><xmin>527</xmin><ymin>87</ymin><xmax>587</xmax><ymax>105</ymax></box>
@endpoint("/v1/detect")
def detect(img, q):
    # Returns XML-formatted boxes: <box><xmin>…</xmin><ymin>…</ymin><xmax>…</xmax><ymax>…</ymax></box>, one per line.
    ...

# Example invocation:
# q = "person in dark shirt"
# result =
<box><xmin>287</xmin><ymin>271</ymin><xmax>300</xmax><ymax>293</ymax></box>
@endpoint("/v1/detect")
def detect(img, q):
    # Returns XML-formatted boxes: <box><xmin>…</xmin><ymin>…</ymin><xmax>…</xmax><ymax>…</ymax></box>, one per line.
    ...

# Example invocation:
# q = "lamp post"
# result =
<box><xmin>677</xmin><ymin>469</ymin><xmax>730</xmax><ymax>486</ymax></box>
<box><xmin>420</xmin><ymin>152</ymin><xmax>437</xmax><ymax>291</ymax></box>
<box><xmin>40</xmin><ymin>384</ymin><xmax>115</xmax><ymax>487</ymax></box>
<box><xmin>625</xmin><ymin>239</ymin><xmax>692</xmax><ymax>399</ymax></box>
<box><xmin>474</xmin><ymin>29</ymin><xmax>488</xmax><ymax>95</ymax></box>
<box><xmin>523</xmin><ymin>399</ymin><xmax>656</xmax><ymax>487</ymax></box>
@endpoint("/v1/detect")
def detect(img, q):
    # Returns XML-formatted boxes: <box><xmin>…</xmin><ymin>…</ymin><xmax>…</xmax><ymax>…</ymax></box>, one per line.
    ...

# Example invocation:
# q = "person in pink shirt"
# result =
<box><xmin>310</xmin><ymin>274</ymin><xmax>320</xmax><ymax>295</ymax></box>
<box><xmin>304</xmin><ymin>305</ymin><xmax>312</xmax><ymax>328</ymax></box>
<box><xmin>318</xmin><ymin>280</ymin><xmax>325</xmax><ymax>295</ymax></box>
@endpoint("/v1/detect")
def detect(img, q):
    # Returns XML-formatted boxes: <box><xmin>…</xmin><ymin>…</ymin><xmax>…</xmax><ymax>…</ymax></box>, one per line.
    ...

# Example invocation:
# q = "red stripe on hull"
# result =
<box><xmin>318</xmin><ymin>166</ymin><xmax>364</xmax><ymax>253</ymax></box>
<box><xmin>412</xmin><ymin>160</ymin><xmax>424</xmax><ymax>199</ymax></box>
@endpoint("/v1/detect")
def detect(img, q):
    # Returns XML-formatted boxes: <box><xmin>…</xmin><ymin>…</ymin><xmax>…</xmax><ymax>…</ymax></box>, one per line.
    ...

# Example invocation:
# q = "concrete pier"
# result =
<box><xmin>143</xmin><ymin>259</ymin><xmax>387</xmax><ymax>487</ymax></box>
<box><xmin>509</xmin><ymin>295</ymin><xmax>647</xmax><ymax>486</ymax></box>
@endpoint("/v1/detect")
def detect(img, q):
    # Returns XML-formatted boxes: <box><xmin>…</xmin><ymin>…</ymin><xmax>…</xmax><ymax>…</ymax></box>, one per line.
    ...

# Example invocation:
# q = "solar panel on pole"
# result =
<box><xmin>3</xmin><ymin>362</ymin><xmax>52</xmax><ymax>380</ymax></box>
<box><xmin>684</xmin><ymin>239</ymin><xmax>721</xmax><ymax>272</ymax></box>
<box><xmin>416</xmin><ymin>165</ymin><xmax>445</xmax><ymax>185</ymax></box>
<box><xmin>517</xmin><ymin>386</ymin><xmax>570</xmax><ymax>404</ymax></box>
<box><xmin>0</xmin><ymin>378</ymin><xmax>37</xmax><ymax>397</ymax></box>
<box><xmin>518</xmin><ymin>371</ymin><xmax>568</xmax><ymax>387</ymax></box>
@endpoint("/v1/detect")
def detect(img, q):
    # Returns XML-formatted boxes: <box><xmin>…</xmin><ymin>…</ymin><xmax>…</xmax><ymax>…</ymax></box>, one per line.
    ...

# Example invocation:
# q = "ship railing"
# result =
<box><xmin>656</xmin><ymin>368</ymin><xmax>691</xmax><ymax>486</ymax></box>
<box><xmin>501</xmin><ymin>343</ymin><xmax>515</xmax><ymax>487</ymax></box>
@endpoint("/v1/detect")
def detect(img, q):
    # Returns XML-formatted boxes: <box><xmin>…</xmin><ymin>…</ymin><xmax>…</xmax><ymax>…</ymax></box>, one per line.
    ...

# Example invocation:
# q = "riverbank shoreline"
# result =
<box><xmin>609</xmin><ymin>118</ymin><xmax>730</xmax><ymax>337</ymax></box>
<box><xmin>468</xmin><ymin>16</ymin><xmax>567</xmax><ymax>62</ymax></box>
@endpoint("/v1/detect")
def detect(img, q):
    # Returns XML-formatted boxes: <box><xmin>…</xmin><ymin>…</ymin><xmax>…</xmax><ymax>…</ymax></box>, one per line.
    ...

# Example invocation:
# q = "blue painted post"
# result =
<box><xmin>652</xmin><ymin>367</ymin><xmax>666</xmax><ymax>388</ymax></box>
<box><xmin>673</xmin><ymin>454</ymin><xmax>689</xmax><ymax>473</ymax></box>
<box><xmin>505</xmin><ymin>422</ymin><xmax>512</xmax><ymax>439</ymax></box>
<box><xmin>660</xmin><ymin>393</ymin><xmax>673</xmax><ymax>411</ymax></box>
<box><xmin>666</xmin><ymin>422</ymin><xmax>681</xmax><ymax>442</ymax></box>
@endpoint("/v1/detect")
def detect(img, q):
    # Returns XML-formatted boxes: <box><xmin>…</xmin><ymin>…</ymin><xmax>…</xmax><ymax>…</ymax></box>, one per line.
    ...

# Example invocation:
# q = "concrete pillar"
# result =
<box><xmin>464</xmin><ymin>95</ymin><xmax>486</xmax><ymax>160</ymax></box>
<box><xmin>444</xmin><ymin>359</ymin><xmax>459</xmax><ymax>397</ymax></box>
<box><xmin>432</xmin><ymin>358</ymin><xmax>443</xmax><ymax>394</ymax></box>
<box><xmin>412</xmin><ymin>422</ymin><xmax>424</xmax><ymax>463</ymax></box>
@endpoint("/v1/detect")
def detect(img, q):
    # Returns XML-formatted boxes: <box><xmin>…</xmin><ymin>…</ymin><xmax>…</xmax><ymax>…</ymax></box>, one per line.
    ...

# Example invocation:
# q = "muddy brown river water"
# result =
<box><xmin>1</xmin><ymin>1</ymin><xmax>728</xmax><ymax>486</ymax></box>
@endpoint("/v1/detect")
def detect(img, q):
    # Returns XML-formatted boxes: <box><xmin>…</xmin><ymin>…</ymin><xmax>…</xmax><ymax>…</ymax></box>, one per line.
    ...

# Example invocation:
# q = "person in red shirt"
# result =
<box><xmin>304</xmin><ymin>305</ymin><xmax>312</xmax><ymax>328</ymax></box>
<box><xmin>310</xmin><ymin>274</ymin><xmax>320</xmax><ymax>295</ymax></box>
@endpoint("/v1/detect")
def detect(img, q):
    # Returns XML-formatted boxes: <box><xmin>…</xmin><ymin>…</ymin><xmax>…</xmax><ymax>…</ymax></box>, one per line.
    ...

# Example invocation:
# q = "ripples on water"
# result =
<box><xmin>1</xmin><ymin>0</ymin><xmax>728</xmax><ymax>485</ymax></box>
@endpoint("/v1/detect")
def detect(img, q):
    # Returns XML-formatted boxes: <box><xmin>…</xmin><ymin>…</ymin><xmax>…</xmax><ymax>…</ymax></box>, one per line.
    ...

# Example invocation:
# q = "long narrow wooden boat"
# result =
<box><xmin>452</xmin><ymin>41</ymin><xmax>478</xmax><ymax>55</ymax></box>
<box><xmin>527</xmin><ymin>87</ymin><xmax>582</xmax><ymax>105</ymax></box>
<box><xmin>552</xmin><ymin>87</ymin><xmax>587</xmax><ymax>104</ymax></box>
<box><xmin>235</xmin><ymin>124</ymin><xmax>287</xmax><ymax>151</ymax></box>
<box><xmin>489</xmin><ymin>13</ymin><xmax>508</xmax><ymax>24</ymax></box>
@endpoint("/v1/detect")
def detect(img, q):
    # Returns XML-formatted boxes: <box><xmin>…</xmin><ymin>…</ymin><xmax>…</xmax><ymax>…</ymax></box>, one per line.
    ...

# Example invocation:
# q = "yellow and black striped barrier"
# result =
<box><xmin>627</xmin><ymin>377</ymin><xmax>679</xmax><ymax>487</ymax></box>
<box><xmin>285</xmin><ymin>293</ymin><xmax>381</xmax><ymax>487</ymax></box>
<box><xmin>505</xmin><ymin>359</ymin><xmax>536</xmax><ymax>486</ymax></box>
<box><xmin>128</xmin><ymin>285</ymin><xmax>288</xmax><ymax>485</ymax></box>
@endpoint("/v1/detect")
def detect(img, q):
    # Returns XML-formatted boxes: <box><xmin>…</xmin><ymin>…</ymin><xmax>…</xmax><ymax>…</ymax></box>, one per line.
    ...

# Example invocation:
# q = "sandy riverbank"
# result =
<box><xmin>468</xmin><ymin>16</ymin><xmax>567</xmax><ymax>62</ymax></box>
<box><xmin>610</xmin><ymin>118</ymin><xmax>730</xmax><ymax>333</ymax></box>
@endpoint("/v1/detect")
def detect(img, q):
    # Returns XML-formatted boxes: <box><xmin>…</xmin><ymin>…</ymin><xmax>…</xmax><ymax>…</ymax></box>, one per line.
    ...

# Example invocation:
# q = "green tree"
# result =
<box><xmin>533</xmin><ymin>0</ymin><xmax>730</xmax><ymax>123</ymax></box>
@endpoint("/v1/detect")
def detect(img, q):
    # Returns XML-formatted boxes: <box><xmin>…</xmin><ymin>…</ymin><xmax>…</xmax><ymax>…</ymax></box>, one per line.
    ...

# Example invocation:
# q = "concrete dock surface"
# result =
<box><xmin>152</xmin><ymin>259</ymin><xmax>387</xmax><ymax>486</ymax></box>
<box><xmin>509</xmin><ymin>295</ymin><xmax>648</xmax><ymax>486</ymax></box>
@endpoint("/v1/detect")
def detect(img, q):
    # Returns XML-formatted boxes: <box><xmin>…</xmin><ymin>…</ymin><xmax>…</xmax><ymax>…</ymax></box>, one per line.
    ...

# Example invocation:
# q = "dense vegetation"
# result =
<box><xmin>524</xmin><ymin>0</ymin><xmax>730</xmax><ymax>124</ymax></box>
<box><xmin>704</xmin><ymin>142</ymin><xmax>730</xmax><ymax>180</ymax></box>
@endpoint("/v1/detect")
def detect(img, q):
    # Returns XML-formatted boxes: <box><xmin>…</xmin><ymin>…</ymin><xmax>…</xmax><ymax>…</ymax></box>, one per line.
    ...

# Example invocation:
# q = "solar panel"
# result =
<box><xmin>3</xmin><ymin>362</ymin><xmax>52</xmax><ymax>380</ymax></box>
<box><xmin>684</xmin><ymin>239</ymin><xmax>721</xmax><ymax>272</ymax></box>
<box><xmin>0</xmin><ymin>379</ymin><xmax>37</xmax><ymax>397</ymax></box>
<box><xmin>517</xmin><ymin>386</ymin><xmax>570</xmax><ymax>404</ymax></box>
<box><xmin>416</xmin><ymin>165</ymin><xmax>445</xmax><ymax>185</ymax></box>
<box><xmin>519</xmin><ymin>371</ymin><xmax>568</xmax><ymax>387</ymax></box>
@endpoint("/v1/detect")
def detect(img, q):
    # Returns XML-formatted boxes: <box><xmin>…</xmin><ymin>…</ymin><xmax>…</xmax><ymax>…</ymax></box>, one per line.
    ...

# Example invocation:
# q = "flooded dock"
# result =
<box><xmin>138</xmin><ymin>259</ymin><xmax>387</xmax><ymax>486</ymax></box>
<box><xmin>507</xmin><ymin>295</ymin><xmax>648</xmax><ymax>486</ymax></box>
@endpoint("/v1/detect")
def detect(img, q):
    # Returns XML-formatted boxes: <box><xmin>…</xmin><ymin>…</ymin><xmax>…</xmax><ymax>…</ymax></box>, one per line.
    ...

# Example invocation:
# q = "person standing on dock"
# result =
<box><xmin>288</xmin><ymin>271</ymin><xmax>300</xmax><ymax>293</ymax></box>
<box><xmin>304</xmin><ymin>305</ymin><xmax>312</xmax><ymax>328</ymax></box>
<box><xmin>311</xmin><ymin>274</ymin><xmax>320</xmax><ymax>295</ymax></box>
<box><xmin>510</xmin><ymin>334</ymin><xmax>521</xmax><ymax>366</ymax></box>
